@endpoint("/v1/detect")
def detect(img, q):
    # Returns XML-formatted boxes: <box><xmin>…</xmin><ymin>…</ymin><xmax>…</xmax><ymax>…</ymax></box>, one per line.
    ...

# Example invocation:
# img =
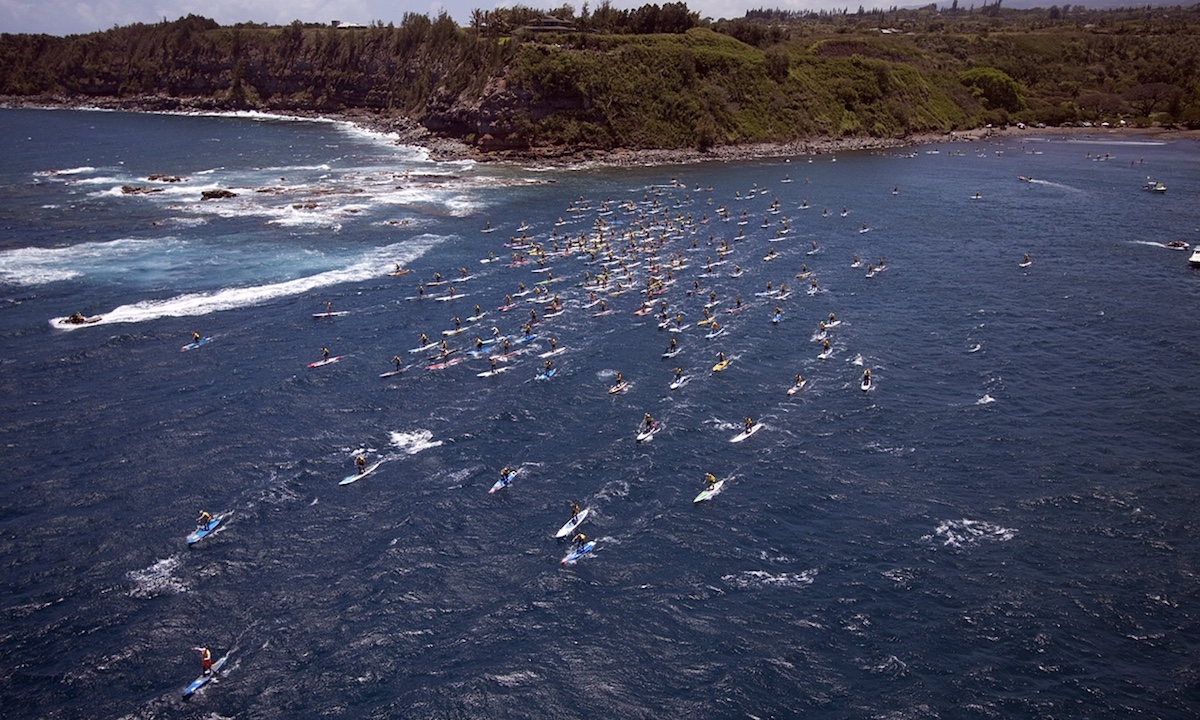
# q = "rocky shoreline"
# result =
<box><xmin>309</xmin><ymin>112</ymin><xmax>1200</xmax><ymax>169</ymax></box>
<box><xmin>5</xmin><ymin>94</ymin><xmax>1196</xmax><ymax>170</ymax></box>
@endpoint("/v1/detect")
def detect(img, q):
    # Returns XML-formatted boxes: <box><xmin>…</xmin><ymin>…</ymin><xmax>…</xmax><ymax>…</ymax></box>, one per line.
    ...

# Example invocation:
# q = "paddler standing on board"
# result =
<box><xmin>704</xmin><ymin>473</ymin><xmax>718</xmax><ymax>489</ymax></box>
<box><xmin>572</xmin><ymin>532</ymin><xmax>588</xmax><ymax>549</ymax></box>
<box><xmin>570</xmin><ymin>501</ymin><xmax>581</xmax><ymax>520</ymax></box>
<box><xmin>193</xmin><ymin>646</ymin><xmax>213</xmax><ymax>675</ymax></box>
<box><xmin>392</xmin><ymin>355</ymin><xmax>403</xmax><ymax>370</ymax></box>
<box><xmin>355</xmin><ymin>455</ymin><xmax>366</xmax><ymax>474</ymax></box>
<box><xmin>744</xmin><ymin>416</ymin><xmax>754</xmax><ymax>433</ymax></box>
<box><xmin>192</xmin><ymin>331</ymin><xmax>201</xmax><ymax>344</ymax></box>
<box><xmin>321</xmin><ymin>347</ymin><xmax>330</xmax><ymax>361</ymax></box>
<box><xmin>196</xmin><ymin>510</ymin><xmax>212</xmax><ymax>527</ymax></box>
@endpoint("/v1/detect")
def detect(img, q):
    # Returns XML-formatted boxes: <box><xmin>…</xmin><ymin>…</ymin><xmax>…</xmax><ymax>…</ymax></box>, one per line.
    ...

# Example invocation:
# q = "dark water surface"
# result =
<box><xmin>2</xmin><ymin>108</ymin><xmax>1199</xmax><ymax>718</ymax></box>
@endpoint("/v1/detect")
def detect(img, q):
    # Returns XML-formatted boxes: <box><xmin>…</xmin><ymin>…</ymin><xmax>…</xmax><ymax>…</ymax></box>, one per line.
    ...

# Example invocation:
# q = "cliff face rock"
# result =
<box><xmin>425</xmin><ymin>74</ymin><xmax>531</xmax><ymax>150</ymax></box>
<box><xmin>423</xmin><ymin>67</ymin><xmax>596</xmax><ymax>151</ymax></box>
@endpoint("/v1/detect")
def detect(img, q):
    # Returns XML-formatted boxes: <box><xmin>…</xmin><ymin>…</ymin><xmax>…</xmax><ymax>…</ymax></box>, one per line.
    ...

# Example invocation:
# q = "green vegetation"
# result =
<box><xmin>2</xmin><ymin>3</ymin><xmax>1199</xmax><ymax>153</ymax></box>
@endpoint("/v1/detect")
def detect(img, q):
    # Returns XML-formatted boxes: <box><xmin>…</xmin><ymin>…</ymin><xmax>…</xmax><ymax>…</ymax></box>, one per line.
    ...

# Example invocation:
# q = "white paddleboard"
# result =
<box><xmin>636</xmin><ymin>422</ymin><xmax>662</xmax><ymax>442</ymax></box>
<box><xmin>730</xmin><ymin>424</ymin><xmax>762</xmax><ymax>443</ymax></box>
<box><xmin>693</xmin><ymin>480</ymin><xmax>725</xmax><ymax>503</ymax></box>
<box><xmin>340</xmin><ymin>460</ymin><xmax>385</xmax><ymax>485</ymax></box>
<box><xmin>555</xmin><ymin>508</ymin><xmax>590</xmax><ymax>538</ymax></box>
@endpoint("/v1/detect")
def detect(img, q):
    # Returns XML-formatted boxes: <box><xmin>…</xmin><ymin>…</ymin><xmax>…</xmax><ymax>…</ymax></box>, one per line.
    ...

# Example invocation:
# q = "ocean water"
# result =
<box><xmin>2</xmin><ymin>107</ymin><xmax>1199</xmax><ymax>719</ymax></box>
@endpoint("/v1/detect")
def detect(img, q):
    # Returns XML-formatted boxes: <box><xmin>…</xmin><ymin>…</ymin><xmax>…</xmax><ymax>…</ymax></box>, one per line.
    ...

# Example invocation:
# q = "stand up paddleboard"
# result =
<box><xmin>636</xmin><ymin>422</ymin><xmax>662</xmax><ymax>442</ymax></box>
<box><xmin>712</xmin><ymin>359</ymin><xmax>730</xmax><ymax>373</ymax></box>
<box><xmin>340</xmin><ymin>460</ymin><xmax>385</xmax><ymax>485</ymax></box>
<box><xmin>669</xmin><ymin>375</ymin><xmax>690</xmax><ymax>390</ymax></box>
<box><xmin>555</xmin><ymin>508</ymin><xmax>590</xmax><ymax>538</ymax></box>
<box><xmin>426</xmin><ymin>357</ymin><xmax>466</xmax><ymax>370</ymax></box>
<box><xmin>561</xmin><ymin>541</ymin><xmax>595</xmax><ymax>565</ymax></box>
<box><xmin>187</xmin><ymin>515</ymin><xmax>224</xmax><ymax>545</ymax></box>
<box><xmin>693</xmin><ymin>480</ymin><xmax>725</xmax><ymax>503</ymax></box>
<box><xmin>608</xmin><ymin>381</ymin><xmax>629</xmax><ymax>395</ymax></box>
<box><xmin>786</xmin><ymin>379</ymin><xmax>808</xmax><ymax>396</ymax></box>
<box><xmin>308</xmin><ymin>356</ymin><xmax>343</xmax><ymax>368</ymax></box>
<box><xmin>181</xmin><ymin>337</ymin><xmax>213</xmax><ymax>351</ymax></box>
<box><xmin>312</xmin><ymin>311</ymin><xmax>349</xmax><ymax>318</ymax></box>
<box><xmin>535</xmin><ymin>368</ymin><xmax>557</xmax><ymax>381</ymax></box>
<box><xmin>380</xmin><ymin>365</ymin><xmax>412</xmax><ymax>378</ymax></box>
<box><xmin>183</xmin><ymin>652</ymin><xmax>229</xmax><ymax>699</ymax></box>
<box><xmin>730</xmin><ymin>424</ymin><xmax>762</xmax><ymax>443</ymax></box>
<box><xmin>489</xmin><ymin>469</ymin><xmax>518</xmax><ymax>494</ymax></box>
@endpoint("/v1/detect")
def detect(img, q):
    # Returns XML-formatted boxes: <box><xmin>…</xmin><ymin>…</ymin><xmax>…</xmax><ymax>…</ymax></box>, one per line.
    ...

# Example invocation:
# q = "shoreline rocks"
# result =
<box><xmin>5</xmin><ymin>94</ymin><xmax>1196</xmax><ymax>172</ymax></box>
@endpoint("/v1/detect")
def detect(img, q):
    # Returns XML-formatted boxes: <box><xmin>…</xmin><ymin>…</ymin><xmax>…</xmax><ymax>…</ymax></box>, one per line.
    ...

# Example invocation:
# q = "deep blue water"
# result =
<box><xmin>2</xmin><ymin>107</ymin><xmax>1199</xmax><ymax>718</ymax></box>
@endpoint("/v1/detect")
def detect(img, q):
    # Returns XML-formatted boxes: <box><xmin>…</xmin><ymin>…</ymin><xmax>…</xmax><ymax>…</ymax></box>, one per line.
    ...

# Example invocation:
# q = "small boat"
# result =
<box><xmin>1189</xmin><ymin>248</ymin><xmax>1200</xmax><ymax>268</ymax></box>
<box><xmin>1164</xmin><ymin>240</ymin><xmax>1189</xmax><ymax>251</ymax></box>
<box><xmin>1142</xmin><ymin>180</ymin><xmax>1167</xmax><ymax>193</ymax></box>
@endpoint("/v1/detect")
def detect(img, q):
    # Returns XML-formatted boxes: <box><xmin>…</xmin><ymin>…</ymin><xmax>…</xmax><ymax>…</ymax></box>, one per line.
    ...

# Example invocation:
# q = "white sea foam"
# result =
<box><xmin>45</xmin><ymin>236</ymin><xmax>442</xmax><ymax>327</ymax></box>
<box><xmin>722</xmin><ymin>569</ymin><xmax>817</xmax><ymax>589</ymax></box>
<box><xmin>927</xmin><ymin>518</ymin><xmax>1017</xmax><ymax>548</ymax></box>
<box><xmin>389</xmin><ymin>429</ymin><xmax>443</xmax><ymax>454</ymax></box>
<box><xmin>1028</xmin><ymin>179</ymin><xmax>1085</xmax><ymax>193</ymax></box>
<box><xmin>0</xmin><ymin>237</ymin><xmax>172</xmax><ymax>286</ymax></box>
<box><xmin>490</xmin><ymin>670</ymin><xmax>540</xmax><ymax>687</ymax></box>
<box><xmin>1060</xmin><ymin>138</ymin><xmax>1166</xmax><ymax>147</ymax></box>
<box><xmin>33</xmin><ymin>165</ymin><xmax>96</xmax><ymax>177</ymax></box>
<box><xmin>127</xmin><ymin>556</ymin><xmax>188</xmax><ymax>598</ymax></box>
<box><xmin>976</xmin><ymin>394</ymin><xmax>996</xmax><ymax>405</ymax></box>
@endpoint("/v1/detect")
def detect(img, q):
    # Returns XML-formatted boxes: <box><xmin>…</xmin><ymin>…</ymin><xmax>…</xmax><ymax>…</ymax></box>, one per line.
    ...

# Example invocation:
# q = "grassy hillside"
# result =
<box><xmin>2</xmin><ymin>4</ymin><xmax>1198</xmax><ymax>153</ymax></box>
